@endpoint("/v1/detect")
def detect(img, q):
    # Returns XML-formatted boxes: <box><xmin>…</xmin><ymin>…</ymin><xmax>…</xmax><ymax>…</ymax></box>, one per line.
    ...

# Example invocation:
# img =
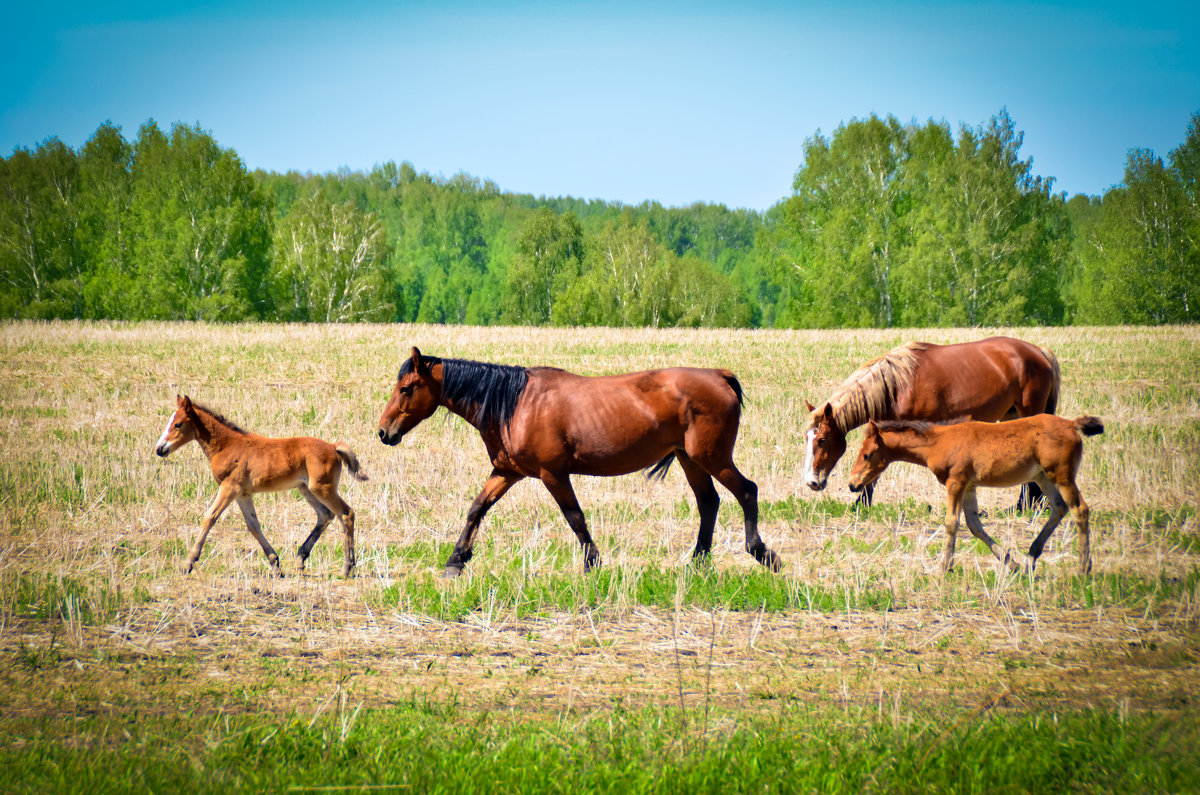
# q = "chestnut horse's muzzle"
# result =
<box><xmin>848</xmin><ymin>481</ymin><xmax>863</xmax><ymax>493</ymax></box>
<box><xmin>155</xmin><ymin>444</ymin><xmax>170</xmax><ymax>458</ymax></box>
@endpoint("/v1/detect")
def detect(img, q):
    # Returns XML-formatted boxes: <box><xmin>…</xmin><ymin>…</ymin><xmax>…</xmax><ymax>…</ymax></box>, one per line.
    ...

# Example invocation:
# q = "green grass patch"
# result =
<box><xmin>0</xmin><ymin>702</ymin><xmax>1195</xmax><ymax>793</ymax></box>
<box><xmin>374</xmin><ymin>564</ymin><xmax>895</xmax><ymax>622</ymax></box>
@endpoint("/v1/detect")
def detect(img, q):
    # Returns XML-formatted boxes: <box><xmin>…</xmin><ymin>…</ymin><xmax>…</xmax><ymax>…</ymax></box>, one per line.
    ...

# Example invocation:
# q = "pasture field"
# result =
<box><xmin>1</xmin><ymin>321</ymin><xmax>1198</xmax><ymax>792</ymax></box>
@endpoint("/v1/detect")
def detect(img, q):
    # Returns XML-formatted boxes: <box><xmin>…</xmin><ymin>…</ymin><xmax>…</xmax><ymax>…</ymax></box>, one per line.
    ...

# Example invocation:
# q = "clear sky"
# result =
<box><xmin>2</xmin><ymin>0</ymin><xmax>1197</xmax><ymax>210</ymax></box>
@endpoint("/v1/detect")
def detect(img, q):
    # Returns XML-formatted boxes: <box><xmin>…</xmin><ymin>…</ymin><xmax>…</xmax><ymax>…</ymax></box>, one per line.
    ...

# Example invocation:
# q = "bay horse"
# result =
<box><xmin>847</xmin><ymin>415</ymin><xmax>1103</xmax><ymax>575</ymax></box>
<box><xmin>155</xmin><ymin>395</ymin><xmax>367</xmax><ymax>577</ymax></box>
<box><xmin>802</xmin><ymin>336</ymin><xmax>1061</xmax><ymax>507</ymax></box>
<box><xmin>376</xmin><ymin>348</ymin><xmax>780</xmax><ymax>576</ymax></box>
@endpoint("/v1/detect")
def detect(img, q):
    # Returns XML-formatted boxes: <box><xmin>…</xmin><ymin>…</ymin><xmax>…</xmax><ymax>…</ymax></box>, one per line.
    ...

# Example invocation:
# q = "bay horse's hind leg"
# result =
<box><xmin>445</xmin><ymin>468</ymin><xmax>523</xmax><ymax>577</ymax></box>
<box><xmin>710</xmin><ymin>464</ymin><xmax>780</xmax><ymax>572</ymax></box>
<box><xmin>540</xmin><ymin>471</ymin><xmax>602</xmax><ymax>574</ymax></box>
<box><xmin>296</xmin><ymin>484</ymin><xmax>334</xmax><ymax>571</ymax></box>
<box><xmin>961</xmin><ymin>489</ymin><xmax>1020</xmax><ymax>572</ymax></box>
<box><xmin>675</xmin><ymin>453</ymin><xmax>720</xmax><ymax>561</ymax></box>
<box><xmin>236</xmin><ymin>496</ymin><xmax>283</xmax><ymax>577</ymax></box>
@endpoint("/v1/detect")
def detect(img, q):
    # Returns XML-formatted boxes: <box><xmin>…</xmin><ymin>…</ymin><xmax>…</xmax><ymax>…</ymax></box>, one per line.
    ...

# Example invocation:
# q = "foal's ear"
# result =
<box><xmin>866</xmin><ymin>419</ymin><xmax>878</xmax><ymax>435</ymax></box>
<box><xmin>176</xmin><ymin>393</ymin><xmax>183</xmax><ymax>406</ymax></box>
<box><xmin>180</xmin><ymin>395</ymin><xmax>195</xmax><ymax>415</ymax></box>
<box><xmin>805</xmin><ymin>400</ymin><xmax>816</xmax><ymax>413</ymax></box>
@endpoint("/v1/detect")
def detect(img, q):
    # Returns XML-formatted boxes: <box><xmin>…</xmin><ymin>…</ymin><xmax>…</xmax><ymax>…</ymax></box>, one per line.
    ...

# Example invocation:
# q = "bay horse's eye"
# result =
<box><xmin>816</xmin><ymin>438</ymin><xmax>825</xmax><ymax>447</ymax></box>
<box><xmin>399</xmin><ymin>385</ymin><xmax>414</xmax><ymax>397</ymax></box>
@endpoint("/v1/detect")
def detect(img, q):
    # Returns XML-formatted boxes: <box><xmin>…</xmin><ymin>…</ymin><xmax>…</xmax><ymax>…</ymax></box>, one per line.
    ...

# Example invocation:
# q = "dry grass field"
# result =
<box><xmin>1</xmin><ymin>321</ymin><xmax>1198</xmax><ymax>790</ymax></box>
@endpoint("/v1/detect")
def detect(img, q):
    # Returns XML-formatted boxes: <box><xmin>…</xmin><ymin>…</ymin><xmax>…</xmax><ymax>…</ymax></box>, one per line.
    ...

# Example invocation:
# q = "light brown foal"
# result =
<box><xmin>848</xmin><ymin>414</ymin><xmax>1103</xmax><ymax>575</ymax></box>
<box><xmin>155</xmin><ymin>395</ymin><xmax>367</xmax><ymax>577</ymax></box>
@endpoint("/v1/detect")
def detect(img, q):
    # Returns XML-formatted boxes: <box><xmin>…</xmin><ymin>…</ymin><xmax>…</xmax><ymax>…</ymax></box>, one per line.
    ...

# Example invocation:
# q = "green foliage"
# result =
<box><xmin>1</xmin><ymin>111</ymin><xmax>1196</xmax><ymax>327</ymax></box>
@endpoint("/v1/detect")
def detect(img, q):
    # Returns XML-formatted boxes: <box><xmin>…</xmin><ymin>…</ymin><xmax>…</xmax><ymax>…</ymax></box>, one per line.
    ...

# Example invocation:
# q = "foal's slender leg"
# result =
<box><xmin>296</xmin><ymin>483</ymin><xmax>334</xmax><ymax>570</ymax></box>
<box><xmin>185</xmin><ymin>481</ymin><xmax>238</xmax><ymax>574</ymax></box>
<box><xmin>710</xmin><ymin>465</ymin><xmax>780</xmax><ymax>572</ymax></box>
<box><xmin>961</xmin><ymin>489</ymin><xmax>1020</xmax><ymax>572</ymax></box>
<box><xmin>540</xmin><ymin>471</ymin><xmax>602</xmax><ymax>574</ymax></box>
<box><xmin>308</xmin><ymin>481</ymin><xmax>357</xmax><ymax>577</ymax></box>
<box><xmin>940</xmin><ymin>480</ymin><xmax>966</xmax><ymax>573</ymax></box>
<box><xmin>1052</xmin><ymin>477</ymin><xmax>1091</xmax><ymax>576</ymax></box>
<box><xmin>1026</xmin><ymin>473</ymin><xmax>1068</xmax><ymax>571</ymax></box>
<box><xmin>676</xmin><ymin>453</ymin><xmax>720</xmax><ymax>560</ymax></box>
<box><xmin>236</xmin><ymin>495</ymin><xmax>283</xmax><ymax>577</ymax></box>
<box><xmin>444</xmin><ymin>468</ymin><xmax>523</xmax><ymax>577</ymax></box>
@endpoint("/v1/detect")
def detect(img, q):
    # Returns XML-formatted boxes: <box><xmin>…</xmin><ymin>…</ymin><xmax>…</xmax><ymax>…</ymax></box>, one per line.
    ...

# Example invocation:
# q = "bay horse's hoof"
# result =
<box><xmin>342</xmin><ymin>567</ymin><xmax>355</xmax><ymax>578</ymax></box>
<box><xmin>443</xmin><ymin>565</ymin><xmax>464</xmax><ymax>579</ymax></box>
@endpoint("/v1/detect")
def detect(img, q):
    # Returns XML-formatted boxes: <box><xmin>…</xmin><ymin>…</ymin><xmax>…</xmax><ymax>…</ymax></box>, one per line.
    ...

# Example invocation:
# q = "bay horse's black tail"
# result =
<box><xmin>721</xmin><ymin>370</ymin><xmax>745</xmax><ymax>407</ymax></box>
<box><xmin>645</xmin><ymin>452</ymin><xmax>676</xmax><ymax>481</ymax></box>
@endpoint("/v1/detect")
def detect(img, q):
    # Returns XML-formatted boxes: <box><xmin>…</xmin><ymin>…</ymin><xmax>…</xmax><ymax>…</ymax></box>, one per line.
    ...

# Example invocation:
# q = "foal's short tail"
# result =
<box><xmin>1073</xmin><ymin>416</ymin><xmax>1105</xmax><ymax>437</ymax></box>
<box><xmin>335</xmin><ymin>443</ymin><xmax>369</xmax><ymax>481</ymax></box>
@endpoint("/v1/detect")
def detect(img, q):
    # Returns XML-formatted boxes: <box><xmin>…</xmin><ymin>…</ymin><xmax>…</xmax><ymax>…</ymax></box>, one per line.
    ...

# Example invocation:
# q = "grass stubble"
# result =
<box><xmin>0</xmin><ymin>321</ymin><xmax>1197</xmax><ymax>791</ymax></box>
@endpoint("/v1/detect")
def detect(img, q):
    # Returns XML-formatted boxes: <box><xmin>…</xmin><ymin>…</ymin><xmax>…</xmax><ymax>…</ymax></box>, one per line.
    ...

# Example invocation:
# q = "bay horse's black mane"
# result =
<box><xmin>400</xmin><ymin>356</ymin><xmax>532</xmax><ymax>430</ymax></box>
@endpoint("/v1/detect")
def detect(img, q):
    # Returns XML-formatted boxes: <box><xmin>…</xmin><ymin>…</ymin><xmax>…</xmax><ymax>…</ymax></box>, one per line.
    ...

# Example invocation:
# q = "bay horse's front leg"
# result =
<box><xmin>236</xmin><ymin>496</ymin><xmax>283</xmax><ymax>577</ymax></box>
<box><xmin>444</xmin><ymin>469</ymin><xmax>523</xmax><ymax>578</ymax></box>
<box><xmin>186</xmin><ymin>481</ymin><xmax>238</xmax><ymax>574</ymax></box>
<box><xmin>712</xmin><ymin>466</ymin><xmax>780</xmax><ymax>572</ymax></box>
<box><xmin>540</xmin><ymin>471</ymin><xmax>602</xmax><ymax>573</ymax></box>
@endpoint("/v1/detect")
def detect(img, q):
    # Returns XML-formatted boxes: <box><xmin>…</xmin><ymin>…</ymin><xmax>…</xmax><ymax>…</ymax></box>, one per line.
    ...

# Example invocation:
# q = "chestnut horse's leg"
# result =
<box><xmin>185</xmin><ymin>481</ymin><xmax>238</xmax><ymax>574</ymax></box>
<box><xmin>235</xmin><ymin>496</ymin><xmax>283</xmax><ymax>577</ymax></box>
<box><xmin>961</xmin><ymin>489</ymin><xmax>1020</xmax><ymax>572</ymax></box>
<box><xmin>444</xmin><ymin>468</ymin><xmax>523</xmax><ymax>577</ymax></box>
<box><xmin>539</xmin><ymin>471</ymin><xmax>601</xmax><ymax>574</ymax></box>
<box><xmin>675</xmin><ymin>453</ymin><xmax>720</xmax><ymax>560</ymax></box>
<box><xmin>710</xmin><ymin>465</ymin><xmax>780</xmax><ymax>572</ymax></box>
<box><xmin>296</xmin><ymin>484</ymin><xmax>334</xmax><ymax>570</ymax></box>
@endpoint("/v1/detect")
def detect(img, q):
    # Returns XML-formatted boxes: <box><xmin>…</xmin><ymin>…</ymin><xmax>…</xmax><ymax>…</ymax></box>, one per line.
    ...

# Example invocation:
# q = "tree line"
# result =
<box><xmin>2</xmin><ymin>111</ymin><xmax>1197</xmax><ymax>327</ymax></box>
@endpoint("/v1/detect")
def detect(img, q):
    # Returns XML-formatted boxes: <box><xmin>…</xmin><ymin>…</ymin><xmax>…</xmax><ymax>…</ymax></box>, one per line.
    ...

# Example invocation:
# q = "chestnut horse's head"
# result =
<box><xmin>378</xmin><ymin>347</ymin><xmax>442</xmax><ymax>446</ymax></box>
<box><xmin>847</xmin><ymin>420</ymin><xmax>890</xmax><ymax>493</ymax></box>
<box><xmin>801</xmin><ymin>401</ymin><xmax>846</xmax><ymax>491</ymax></box>
<box><xmin>156</xmin><ymin>395</ymin><xmax>200</xmax><ymax>457</ymax></box>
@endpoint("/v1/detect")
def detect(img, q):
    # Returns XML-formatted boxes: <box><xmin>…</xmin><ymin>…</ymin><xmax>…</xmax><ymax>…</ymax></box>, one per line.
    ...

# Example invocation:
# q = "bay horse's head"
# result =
<box><xmin>156</xmin><ymin>395</ymin><xmax>200</xmax><ymax>457</ymax></box>
<box><xmin>378</xmin><ymin>347</ymin><xmax>441</xmax><ymax>446</ymax></box>
<box><xmin>801</xmin><ymin>401</ymin><xmax>846</xmax><ymax>491</ymax></box>
<box><xmin>847</xmin><ymin>420</ymin><xmax>890</xmax><ymax>493</ymax></box>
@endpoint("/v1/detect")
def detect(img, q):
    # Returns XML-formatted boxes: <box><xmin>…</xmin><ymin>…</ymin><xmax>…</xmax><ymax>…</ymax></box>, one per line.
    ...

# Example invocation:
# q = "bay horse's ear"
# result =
<box><xmin>411</xmin><ymin>347</ymin><xmax>428</xmax><ymax>375</ymax></box>
<box><xmin>805</xmin><ymin>400</ymin><xmax>815</xmax><ymax>413</ymax></box>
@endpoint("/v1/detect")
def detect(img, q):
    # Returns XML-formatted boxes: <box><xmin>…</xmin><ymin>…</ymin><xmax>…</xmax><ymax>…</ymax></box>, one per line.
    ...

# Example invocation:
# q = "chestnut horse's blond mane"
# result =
<box><xmin>808</xmin><ymin>342</ymin><xmax>927</xmax><ymax>432</ymax></box>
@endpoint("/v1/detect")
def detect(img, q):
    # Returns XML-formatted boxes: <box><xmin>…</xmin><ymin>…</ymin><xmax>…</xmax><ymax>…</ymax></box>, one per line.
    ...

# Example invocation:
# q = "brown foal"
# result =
<box><xmin>155</xmin><ymin>395</ymin><xmax>367</xmax><ymax>577</ymax></box>
<box><xmin>847</xmin><ymin>414</ymin><xmax>1103</xmax><ymax>575</ymax></box>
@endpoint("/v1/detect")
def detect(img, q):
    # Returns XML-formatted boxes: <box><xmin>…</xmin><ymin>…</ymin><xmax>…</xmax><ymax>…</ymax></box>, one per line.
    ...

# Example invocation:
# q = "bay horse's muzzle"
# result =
<box><xmin>378</xmin><ymin>428</ymin><xmax>402</xmax><ymax>446</ymax></box>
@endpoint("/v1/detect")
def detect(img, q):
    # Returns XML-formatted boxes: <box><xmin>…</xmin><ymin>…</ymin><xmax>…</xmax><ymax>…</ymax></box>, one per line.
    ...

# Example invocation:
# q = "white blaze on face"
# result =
<box><xmin>802</xmin><ymin>427</ymin><xmax>823</xmax><ymax>489</ymax></box>
<box><xmin>156</xmin><ymin>414</ymin><xmax>175</xmax><ymax>454</ymax></box>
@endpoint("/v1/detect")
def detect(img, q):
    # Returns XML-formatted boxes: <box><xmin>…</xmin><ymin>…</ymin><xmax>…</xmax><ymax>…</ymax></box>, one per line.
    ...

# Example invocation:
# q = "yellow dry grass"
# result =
<box><xmin>0</xmin><ymin>321</ymin><xmax>1197</xmax><ymax>726</ymax></box>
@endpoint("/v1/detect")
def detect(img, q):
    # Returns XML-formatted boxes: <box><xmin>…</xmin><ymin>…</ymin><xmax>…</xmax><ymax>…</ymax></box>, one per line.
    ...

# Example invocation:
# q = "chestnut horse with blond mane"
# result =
<box><xmin>802</xmin><ymin>336</ymin><xmax>1061</xmax><ymax>507</ymax></box>
<box><xmin>155</xmin><ymin>395</ymin><xmax>367</xmax><ymax>577</ymax></box>
<box><xmin>847</xmin><ymin>415</ymin><xmax>1103</xmax><ymax>575</ymax></box>
<box><xmin>377</xmin><ymin>348</ymin><xmax>779</xmax><ymax>577</ymax></box>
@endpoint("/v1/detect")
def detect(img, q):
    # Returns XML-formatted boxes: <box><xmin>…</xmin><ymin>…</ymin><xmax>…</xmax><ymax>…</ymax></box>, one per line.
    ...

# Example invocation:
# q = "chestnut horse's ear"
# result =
<box><xmin>866</xmin><ymin>419</ymin><xmax>878</xmax><ymax>435</ymax></box>
<box><xmin>181</xmin><ymin>395</ymin><xmax>193</xmax><ymax>412</ymax></box>
<box><xmin>805</xmin><ymin>400</ymin><xmax>815</xmax><ymax>413</ymax></box>
<box><xmin>176</xmin><ymin>394</ymin><xmax>183</xmax><ymax>406</ymax></box>
<box><xmin>822</xmin><ymin>402</ymin><xmax>835</xmax><ymax>425</ymax></box>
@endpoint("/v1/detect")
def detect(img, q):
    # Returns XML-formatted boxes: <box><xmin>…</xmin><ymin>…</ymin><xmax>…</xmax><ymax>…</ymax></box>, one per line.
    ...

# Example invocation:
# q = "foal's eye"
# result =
<box><xmin>816</xmin><ymin>438</ymin><xmax>825</xmax><ymax>447</ymax></box>
<box><xmin>173</xmin><ymin>422</ymin><xmax>182</xmax><ymax>429</ymax></box>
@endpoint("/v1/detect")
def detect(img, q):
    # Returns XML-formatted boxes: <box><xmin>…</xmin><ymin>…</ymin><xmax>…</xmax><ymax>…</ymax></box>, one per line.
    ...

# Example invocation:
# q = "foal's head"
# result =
<box><xmin>801</xmin><ymin>401</ymin><xmax>847</xmax><ymax>492</ymax></box>
<box><xmin>847</xmin><ymin>420</ymin><xmax>891</xmax><ymax>493</ymax></box>
<box><xmin>155</xmin><ymin>395</ymin><xmax>201</xmax><ymax>457</ymax></box>
<box><xmin>378</xmin><ymin>347</ymin><xmax>442</xmax><ymax>446</ymax></box>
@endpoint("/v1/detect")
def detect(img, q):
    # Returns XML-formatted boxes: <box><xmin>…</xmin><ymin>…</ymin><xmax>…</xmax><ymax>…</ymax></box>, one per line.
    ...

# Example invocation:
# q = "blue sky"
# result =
<box><xmin>2</xmin><ymin>0</ymin><xmax>1197</xmax><ymax>210</ymax></box>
